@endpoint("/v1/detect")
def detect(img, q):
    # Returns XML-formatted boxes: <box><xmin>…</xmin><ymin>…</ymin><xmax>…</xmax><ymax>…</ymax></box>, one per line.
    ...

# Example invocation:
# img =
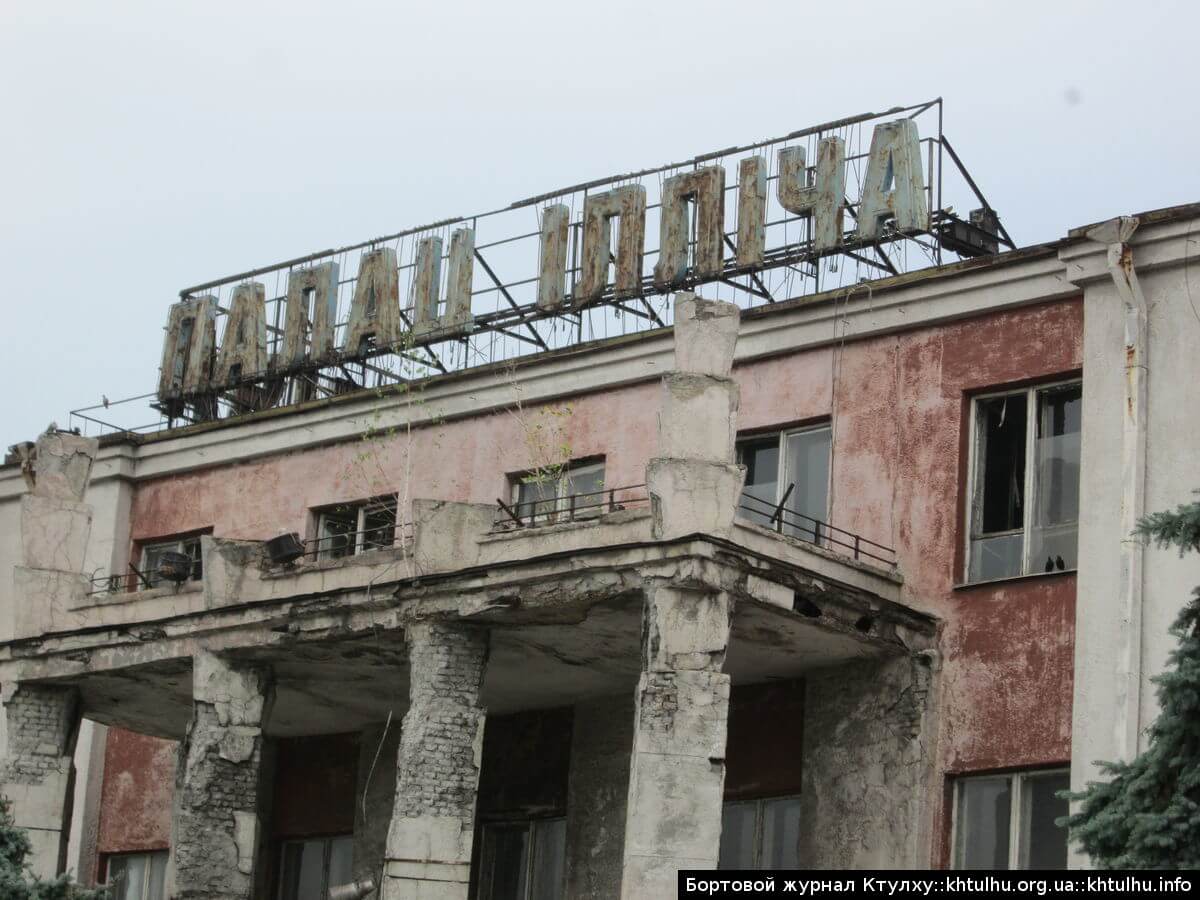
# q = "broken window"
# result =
<box><xmin>105</xmin><ymin>850</ymin><xmax>168</xmax><ymax>900</ymax></box>
<box><xmin>736</xmin><ymin>424</ymin><xmax>831</xmax><ymax>543</ymax></box>
<box><xmin>138</xmin><ymin>536</ymin><xmax>203</xmax><ymax>589</ymax></box>
<box><xmin>278</xmin><ymin>834</ymin><xmax>354</xmax><ymax>900</ymax></box>
<box><xmin>510</xmin><ymin>459</ymin><xmax>606</xmax><ymax>525</ymax></box>
<box><xmin>953</xmin><ymin>769</ymin><xmax>1069</xmax><ymax>870</ymax></box>
<box><xmin>476</xmin><ymin>817</ymin><xmax>566</xmax><ymax>900</ymax></box>
<box><xmin>967</xmin><ymin>381</ymin><xmax>1082</xmax><ymax>581</ymax></box>
<box><xmin>313</xmin><ymin>495</ymin><xmax>398</xmax><ymax>560</ymax></box>
<box><xmin>718</xmin><ymin>795</ymin><xmax>801</xmax><ymax>869</ymax></box>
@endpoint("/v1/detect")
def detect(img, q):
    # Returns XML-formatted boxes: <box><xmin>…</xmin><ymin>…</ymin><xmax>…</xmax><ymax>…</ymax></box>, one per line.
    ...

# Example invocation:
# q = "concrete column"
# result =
<box><xmin>646</xmin><ymin>294</ymin><xmax>745</xmax><ymax>541</ymax></box>
<box><xmin>620</xmin><ymin>582</ymin><xmax>732</xmax><ymax>898</ymax></box>
<box><xmin>565</xmin><ymin>693</ymin><xmax>634</xmax><ymax>900</ymax></box>
<box><xmin>0</xmin><ymin>683</ymin><xmax>80</xmax><ymax>878</ymax></box>
<box><xmin>171</xmin><ymin>651</ymin><xmax>272</xmax><ymax>900</ymax></box>
<box><xmin>382</xmin><ymin>622</ymin><xmax>489</xmax><ymax>900</ymax></box>
<box><xmin>2</xmin><ymin>430</ymin><xmax>96</xmax><ymax>878</ymax></box>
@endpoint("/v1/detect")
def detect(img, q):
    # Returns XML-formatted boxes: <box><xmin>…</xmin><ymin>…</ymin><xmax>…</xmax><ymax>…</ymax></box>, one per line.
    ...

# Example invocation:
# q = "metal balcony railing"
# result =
<box><xmin>296</xmin><ymin>521</ymin><xmax>413</xmax><ymax>563</ymax></box>
<box><xmin>737</xmin><ymin>490</ymin><xmax>897</xmax><ymax>568</ymax></box>
<box><xmin>87</xmin><ymin>563</ymin><xmax>200</xmax><ymax>595</ymax></box>
<box><xmin>491</xmin><ymin>484</ymin><xmax>650</xmax><ymax>532</ymax></box>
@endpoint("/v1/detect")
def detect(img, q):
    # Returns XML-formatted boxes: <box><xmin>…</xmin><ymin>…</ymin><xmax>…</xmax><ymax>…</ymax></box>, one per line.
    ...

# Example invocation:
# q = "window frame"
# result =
<box><xmin>718</xmin><ymin>794</ymin><xmax>802</xmax><ymax>870</ymax></box>
<box><xmin>735</xmin><ymin>422</ymin><xmax>832</xmax><ymax>530</ymax></box>
<box><xmin>949</xmin><ymin>767</ymin><xmax>1070</xmax><ymax>870</ymax></box>
<box><xmin>137</xmin><ymin>535</ymin><xmax>203</xmax><ymax>590</ymax></box>
<box><xmin>508</xmin><ymin>459</ymin><xmax>607</xmax><ymax>524</ymax></box>
<box><xmin>964</xmin><ymin>378</ymin><xmax>1082</xmax><ymax>583</ymax></box>
<box><xmin>476</xmin><ymin>816</ymin><xmax>566</xmax><ymax>900</ymax></box>
<box><xmin>276</xmin><ymin>833</ymin><xmax>354</xmax><ymax>900</ymax></box>
<box><xmin>312</xmin><ymin>495</ymin><xmax>398</xmax><ymax>561</ymax></box>
<box><xmin>103</xmin><ymin>849</ymin><xmax>169</xmax><ymax>900</ymax></box>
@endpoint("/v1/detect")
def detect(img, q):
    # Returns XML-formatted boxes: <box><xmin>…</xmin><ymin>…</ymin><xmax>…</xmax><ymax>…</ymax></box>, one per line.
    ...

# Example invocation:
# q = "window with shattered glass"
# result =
<box><xmin>967</xmin><ymin>382</ymin><xmax>1081</xmax><ymax>582</ymax></box>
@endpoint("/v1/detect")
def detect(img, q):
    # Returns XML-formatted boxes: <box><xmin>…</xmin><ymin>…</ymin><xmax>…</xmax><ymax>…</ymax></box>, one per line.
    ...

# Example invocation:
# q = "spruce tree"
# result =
<box><xmin>1065</xmin><ymin>494</ymin><xmax>1200</xmax><ymax>868</ymax></box>
<box><xmin>0</xmin><ymin>796</ymin><xmax>106</xmax><ymax>899</ymax></box>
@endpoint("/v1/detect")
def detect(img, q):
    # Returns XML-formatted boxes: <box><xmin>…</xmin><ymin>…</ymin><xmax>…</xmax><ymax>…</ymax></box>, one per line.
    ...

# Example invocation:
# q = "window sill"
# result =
<box><xmin>953</xmin><ymin>568</ymin><xmax>1076</xmax><ymax>592</ymax></box>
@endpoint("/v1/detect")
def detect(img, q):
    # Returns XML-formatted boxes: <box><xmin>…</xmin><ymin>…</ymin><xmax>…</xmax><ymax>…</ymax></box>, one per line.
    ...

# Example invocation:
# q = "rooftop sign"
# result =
<box><xmin>144</xmin><ymin>98</ymin><xmax>1008</xmax><ymax>427</ymax></box>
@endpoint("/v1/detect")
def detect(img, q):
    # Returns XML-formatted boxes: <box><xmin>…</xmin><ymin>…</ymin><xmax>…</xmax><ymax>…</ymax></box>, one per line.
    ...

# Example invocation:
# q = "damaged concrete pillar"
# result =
<box><xmin>620</xmin><ymin>582</ymin><xmax>732</xmax><ymax>898</ymax></box>
<box><xmin>5</xmin><ymin>432</ymin><xmax>95</xmax><ymax>874</ymax></box>
<box><xmin>11</xmin><ymin>428</ymin><xmax>97</xmax><ymax>649</ymax></box>
<box><xmin>172</xmin><ymin>651</ymin><xmax>272</xmax><ymax>900</ymax></box>
<box><xmin>647</xmin><ymin>294</ymin><xmax>745</xmax><ymax>540</ymax></box>
<box><xmin>382</xmin><ymin>622</ymin><xmax>489</xmax><ymax>900</ymax></box>
<box><xmin>0</xmin><ymin>683</ymin><xmax>81</xmax><ymax>878</ymax></box>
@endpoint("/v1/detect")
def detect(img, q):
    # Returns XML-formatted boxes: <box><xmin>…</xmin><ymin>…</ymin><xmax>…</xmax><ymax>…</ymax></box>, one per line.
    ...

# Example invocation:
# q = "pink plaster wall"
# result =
<box><xmin>129</xmin><ymin>380</ymin><xmax>662</xmax><ymax>546</ymax></box>
<box><xmin>119</xmin><ymin>296</ymin><xmax>1084</xmax><ymax>867</ymax></box>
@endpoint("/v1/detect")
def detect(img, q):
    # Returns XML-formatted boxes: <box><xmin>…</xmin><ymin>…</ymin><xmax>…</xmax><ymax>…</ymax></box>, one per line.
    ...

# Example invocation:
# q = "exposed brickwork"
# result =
<box><xmin>393</xmin><ymin>622</ymin><xmax>488</xmax><ymax>820</ymax></box>
<box><xmin>635</xmin><ymin>670</ymin><xmax>730</xmax><ymax>746</ymax></box>
<box><xmin>382</xmin><ymin>622</ymin><xmax>488</xmax><ymax>900</ymax></box>
<box><xmin>0</xmin><ymin>683</ymin><xmax>79</xmax><ymax>879</ymax></box>
<box><xmin>172</xmin><ymin>654</ymin><xmax>270</xmax><ymax>900</ymax></box>
<box><xmin>0</xmin><ymin>684</ymin><xmax>77</xmax><ymax>784</ymax></box>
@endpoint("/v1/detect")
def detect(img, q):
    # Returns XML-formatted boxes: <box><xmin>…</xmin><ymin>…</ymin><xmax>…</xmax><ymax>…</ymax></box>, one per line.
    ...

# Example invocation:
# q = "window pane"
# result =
<box><xmin>566</xmin><ymin>464</ymin><xmax>605</xmax><ymax>502</ymax></box>
<box><xmin>955</xmin><ymin>777</ymin><xmax>1011</xmax><ymax>870</ymax></box>
<box><xmin>970</xmin><ymin>393</ymin><xmax>1028</xmax><ymax>580</ymax></box>
<box><xmin>279</xmin><ymin>839</ymin><xmax>326</xmax><ymax>900</ymax></box>
<box><xmin>718</xmin><ymin>801</ymin><xmax>757</xmax><ymax>869</ymax></box>
<box><xmin>478</xmin><ymin>824</ymin><xmax>529</xmax><ymax>900</ymax></box>
<box><xmin>516</xmin><ymin>477</ymin><xmax>559</xmax><ymax>524</ymax></box>
<box><xmin>319</xmin><ymin>511</ymin><xmax>357</xmax><ymax>559</ymax></box>
<box><xmin>969</xmin><ymin>533</ymin><xmax>1025</xmax><ymax>582</ymax></box>
<box><xmin>140</xmin><ymin>544</ymin><xmax>171</xmax><ymax>589</ymax></box>
<box><xmin>783</xmin><ymin>427</ymin><xmax>830</xmax><ymax>543</ymax></box>
<box><xmin>109</xmin><ymin>855</ymin><xmax>145</xmax><ymax>900</ymax></box>
<box><xmin>1030</xmin><ymin>385</ymin><xmax>1081</xmax><ymax>573</ymax></box>
<box><xmin>327</xmin><ymin>836</ymin><xmax>355</xmax><ymax>894</ymax></box>
<box><xmin>147</xmin><ymin>852</ymin><xmax>168</xmax><ymax>900</ymax></box>
<box><xmin>760</xmin><ymin>797</ymin><xmax>801</xmax><ymax>869</ymax></box>
<box><xmin>1019</xmin><ymin>772</ymin><xmax>1070</xmax><ymax>869</ymax></box>
<box><xmin>737</xmin><ymin>439</ymin><xmax>779</xmax><ymax>528</ymax></box>
<box><xmin>529</xmin><ymin>818</ymin><xmax>567</xmax><ymax>900</ymax></box>
<box><xmin>361</xmin><ymin>500</ymin><xmax>397</xmax><ymax>551</ymax></box>
<box><xmin>182</xmin><ymin>537</ymin><xmax>203</xmax><ymax>580</ymax></box>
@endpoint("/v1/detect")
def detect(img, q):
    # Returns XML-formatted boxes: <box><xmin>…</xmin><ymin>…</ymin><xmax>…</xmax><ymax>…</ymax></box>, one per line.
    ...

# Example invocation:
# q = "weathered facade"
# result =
<box><xmin>1</xmin><ymin>203</ymin><xmax>1198</xmax><ymax>896</ymax></box>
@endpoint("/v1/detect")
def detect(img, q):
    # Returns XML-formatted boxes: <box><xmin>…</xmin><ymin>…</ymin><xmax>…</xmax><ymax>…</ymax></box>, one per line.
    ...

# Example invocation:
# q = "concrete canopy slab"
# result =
<box><xmin>4</xmin><ymin>531</ymin><xmax>935</xmax><ymax>744</ymax></box>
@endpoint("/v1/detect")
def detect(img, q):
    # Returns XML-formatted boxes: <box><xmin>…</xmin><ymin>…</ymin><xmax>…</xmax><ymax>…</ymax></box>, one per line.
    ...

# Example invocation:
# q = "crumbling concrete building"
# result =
<box><xmin>1</xmin><ymin>197</ymin><xmax>1198</xmax><ymax>896</ymax></box>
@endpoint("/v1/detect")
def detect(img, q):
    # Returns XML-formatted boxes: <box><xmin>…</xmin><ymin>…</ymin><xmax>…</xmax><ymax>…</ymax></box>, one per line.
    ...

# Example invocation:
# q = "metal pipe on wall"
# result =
<box><xmin>1084</xmin><ymin>215</ymin><xmax>1148</xmax><ymax>763</ymax></box>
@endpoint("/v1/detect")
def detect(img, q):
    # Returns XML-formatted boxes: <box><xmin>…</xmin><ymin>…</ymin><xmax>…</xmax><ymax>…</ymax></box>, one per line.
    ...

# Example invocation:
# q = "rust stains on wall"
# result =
<box><xmin>724</xmin><ymin>680</ymin><xmax>805</xmax><ymax>802</ymax></box>
<box><xmin>96</xmin><ymin>727</ymin><xmax>176</xmax><ymax>866</ymax></box>
<box><xmin>271</xmin><ymin>733</ymin><xmax>359</xmax><ymax>839</ymax></box>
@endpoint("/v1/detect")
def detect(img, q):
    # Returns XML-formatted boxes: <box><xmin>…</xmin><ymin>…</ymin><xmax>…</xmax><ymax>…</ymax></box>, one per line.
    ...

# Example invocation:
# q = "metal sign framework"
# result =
<box><xmin>69</xmin><ymin>98</ymin><xmax>1011</xmax><ymax>436</ymax></box>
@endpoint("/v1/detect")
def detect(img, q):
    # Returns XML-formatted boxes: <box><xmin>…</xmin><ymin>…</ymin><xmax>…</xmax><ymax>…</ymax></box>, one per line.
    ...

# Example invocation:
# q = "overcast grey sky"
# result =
<box><xmin>1</xmin><ymin>0</ymin><xmax>1195</xmax><ymax>448</ymax></box>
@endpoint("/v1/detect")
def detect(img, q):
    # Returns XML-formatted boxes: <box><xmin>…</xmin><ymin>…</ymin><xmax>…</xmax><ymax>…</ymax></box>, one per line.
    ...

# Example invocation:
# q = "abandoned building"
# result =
<box><xmin>1</xmin><ymin>107</ymin><xmax>1198</xmax><ymax>897</ymax></box>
